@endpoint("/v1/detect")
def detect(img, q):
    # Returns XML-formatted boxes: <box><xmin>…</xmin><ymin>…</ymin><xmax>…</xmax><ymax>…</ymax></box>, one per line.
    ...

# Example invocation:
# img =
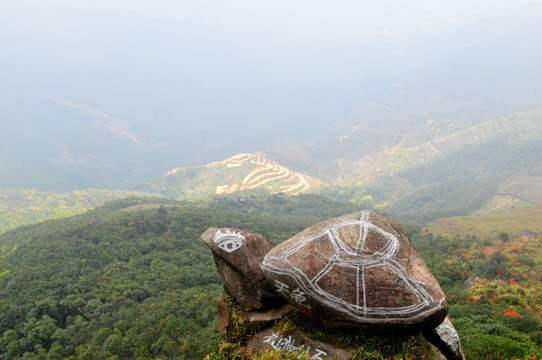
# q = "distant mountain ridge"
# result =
<box><xmin>2</xmin><ymin>2</ymin><xmax>541</xmax><ymax>192</ymax></box>
<box><xmin>133</xmin><ymin>107</ymin><xmax>542</xmax><ymax>220</ymax></box>
<box><xmin>135</xmin><ymin>153</ymin><xmax>325</xmax><ymax>199</ymax></box>
<box><xmin>335</xmin><ymin>106</ymin><xmax>542</xmax><ymax>186</ymax></box>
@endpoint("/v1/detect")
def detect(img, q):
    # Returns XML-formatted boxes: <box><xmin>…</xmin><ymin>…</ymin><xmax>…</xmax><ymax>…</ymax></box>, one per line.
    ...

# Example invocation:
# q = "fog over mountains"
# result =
<box><xmin>1</xmin><ymin>0</ymin><xmax>541</xmax><ymax>190</ymax></box>
<box><xmin>3</xmin><ymin>4</ymin><xmax>542</xmax><ymax>359</ymax></box>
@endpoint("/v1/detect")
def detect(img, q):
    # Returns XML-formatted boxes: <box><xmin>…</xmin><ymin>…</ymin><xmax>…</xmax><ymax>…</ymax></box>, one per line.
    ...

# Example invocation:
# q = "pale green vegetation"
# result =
<box><xmin>425</xmin><ymin>205</ymin><xmax>542</xmax><ymax>239</ymax></box>
<box><xmin>497</xmin><ymin>176</ymin><xmax>542</xmax><ymax>206</ymax></box>
<box><xmin>0</xmin><ymin>195</ymin><xmax>356</xmax><ymax>359</ymax></box>
<box><xmin>0</xmin><ymin>188</ymin><xmax>160</xmax><ymax>234</ymax></box>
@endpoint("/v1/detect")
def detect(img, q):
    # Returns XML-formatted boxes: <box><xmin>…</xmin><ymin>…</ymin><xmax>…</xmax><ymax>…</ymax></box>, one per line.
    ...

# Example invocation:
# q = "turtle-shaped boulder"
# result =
<box><xmin>260</xmin><ymin>210</ymin><xmax>448</xmax><ymax>329</ymax></box>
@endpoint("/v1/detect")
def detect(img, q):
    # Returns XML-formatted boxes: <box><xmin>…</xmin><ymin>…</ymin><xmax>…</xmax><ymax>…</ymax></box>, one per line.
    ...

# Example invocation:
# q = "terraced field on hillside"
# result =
<box><xmin>138</xmin><ymin>153</ymin><xmax>325</xmax><ymax>199</ymax></box>
<box><xmin>213</xmin><ymin>153</ymin><xmax>319</xmax><ymax>195</ymax></box>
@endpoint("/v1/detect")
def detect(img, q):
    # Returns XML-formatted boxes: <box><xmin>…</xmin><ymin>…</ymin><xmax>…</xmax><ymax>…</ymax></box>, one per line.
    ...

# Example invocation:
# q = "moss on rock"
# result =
<box><xmin>206</xmin><ymin>289</ymin><xmax>446</xmax><ymax>360</ymax></box>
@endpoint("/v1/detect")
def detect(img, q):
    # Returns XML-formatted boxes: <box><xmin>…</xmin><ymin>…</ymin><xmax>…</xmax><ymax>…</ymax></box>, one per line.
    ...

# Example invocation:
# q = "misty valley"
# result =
<box><xmin>2</xmin><ymin>0</ymin><xmax>542</xmax><ymax>359</ymax></box>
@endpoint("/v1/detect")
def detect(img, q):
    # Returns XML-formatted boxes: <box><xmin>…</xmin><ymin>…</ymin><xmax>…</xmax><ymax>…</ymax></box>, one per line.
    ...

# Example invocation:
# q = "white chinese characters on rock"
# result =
<box><xmin>274</xmin><ymin>280</ymin><xmax>311</xmax><ymax>308</ymax></box>
<box><xmin>263</xmin><ymin>332</ymin><xmax>327</xmax><ymax>359</ymax></box>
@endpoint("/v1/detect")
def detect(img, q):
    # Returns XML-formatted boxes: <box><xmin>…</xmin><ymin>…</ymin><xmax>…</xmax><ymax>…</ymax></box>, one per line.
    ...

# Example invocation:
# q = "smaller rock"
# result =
<box><xmin>249</xmin><ymin>328</ymin><xmax>352</xmax><ymax>360</ymax></box>
<box><xmin>250</xmin><ymin>325</ymin><xmax>446</xmax><ymax>360</ymax></box>
<box><xmin>424</xmin><ymin>316</ymin><xmax>465</xmax><ymax>360</ymax></box>
<box><xmin>201</xmin><ymin>227</ymin><xmax>283</xmax><ymax>309</ymax></box>
<box><xmin>463</xmin><ymin>276</ymin><xmax>486</xmax><ymax>288</ymax></box>
<box><xmin>217</xmin><ymin>291</ymin><xmax>290</xmax><ymax>340</ymax></box>
<box><xmin>216</xmin><ymin>293</ymin><xmax>230</xmax><ymax>339</ymax></box>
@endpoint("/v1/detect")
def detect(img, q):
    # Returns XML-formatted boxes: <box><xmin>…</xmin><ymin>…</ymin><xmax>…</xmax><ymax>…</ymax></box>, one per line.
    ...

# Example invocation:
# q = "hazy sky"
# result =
<box><xmin>3</xmin><ymin>0</ymin><xmax>537</xmax><ymax>25</ymax></box>
<box><xmin>1</xmin><ymin>0</ymin><xmax>541</xmax><ymax>167</ymax></box>
<box><xmin>3</xmin><ymin>0</ymin><xmax>539</xmax><ymax>47</ymax></box>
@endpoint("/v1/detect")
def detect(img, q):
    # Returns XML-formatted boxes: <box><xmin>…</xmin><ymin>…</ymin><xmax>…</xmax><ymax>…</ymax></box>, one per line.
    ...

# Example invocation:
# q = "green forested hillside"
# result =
<box><xmin>312</xmin><ymin>108</ymin><xmax>542</xmax><ymax>221</ymax></box>
<box><xmin>398</xmin><ymin>139</ymin><xmax>542</xmax><ymax>186</ymax></box>
<box><xmin>0</xmin><ymin>188</ymin><xmax>159</xmax><ymax>234</ymax></box>
<box><xmin>0</xmin><ymin>195</ymin><xmax>356</xmax><ymax>359</ymax></box>
<box><xmin>1</xmin><ymin>194</ymin><xmax>542</xmax><ymax>359</ymax></box>
<box><xmin>384</xmin><ymin>180</ymin><xmax>500</xmax><ymax>223</ymax></box>
<box><xmin>321</xmin><ymin>177</ymin><xmax>542</xmax><ymax>224</ymax></box>
<box><xmin>338</xmin><ymin>107</ymin><xmax>542</xmax><ymax>185</ymax></box>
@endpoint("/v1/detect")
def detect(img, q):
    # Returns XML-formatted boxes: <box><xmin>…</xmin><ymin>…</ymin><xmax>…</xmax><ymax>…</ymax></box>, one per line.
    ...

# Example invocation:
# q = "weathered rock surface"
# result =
<box><xmin>216</xmin><ymin>292</ymin><xmax>290</xmax><ymax>339</ymax></box>
<box><xmin>463</xmin><ymin>276</ymin><xmax>486</xmax><ymax>288</ymax></box>
<box><xmin>249</xmin><ymin>326</ymin><xmax>447</xmax><ymax>359</ymax></box>
<box><xmin>424</xmin><ymin>316</ymin><xmax>466</xmax><ymax>360</ymax></box>
<box><xmin>201</xmin><ymin>227</ymin><xmax>283</xmax><ymax>309</ymax></box>
<box><xmin>249</xmin><ymin>328</ymin><xmax>353</xmax><ymax>359</ymax></box>
<box><xmin>261</xmin><ymin>210</ymin><xmax>448</xmax><ymax>329</ymax></box>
